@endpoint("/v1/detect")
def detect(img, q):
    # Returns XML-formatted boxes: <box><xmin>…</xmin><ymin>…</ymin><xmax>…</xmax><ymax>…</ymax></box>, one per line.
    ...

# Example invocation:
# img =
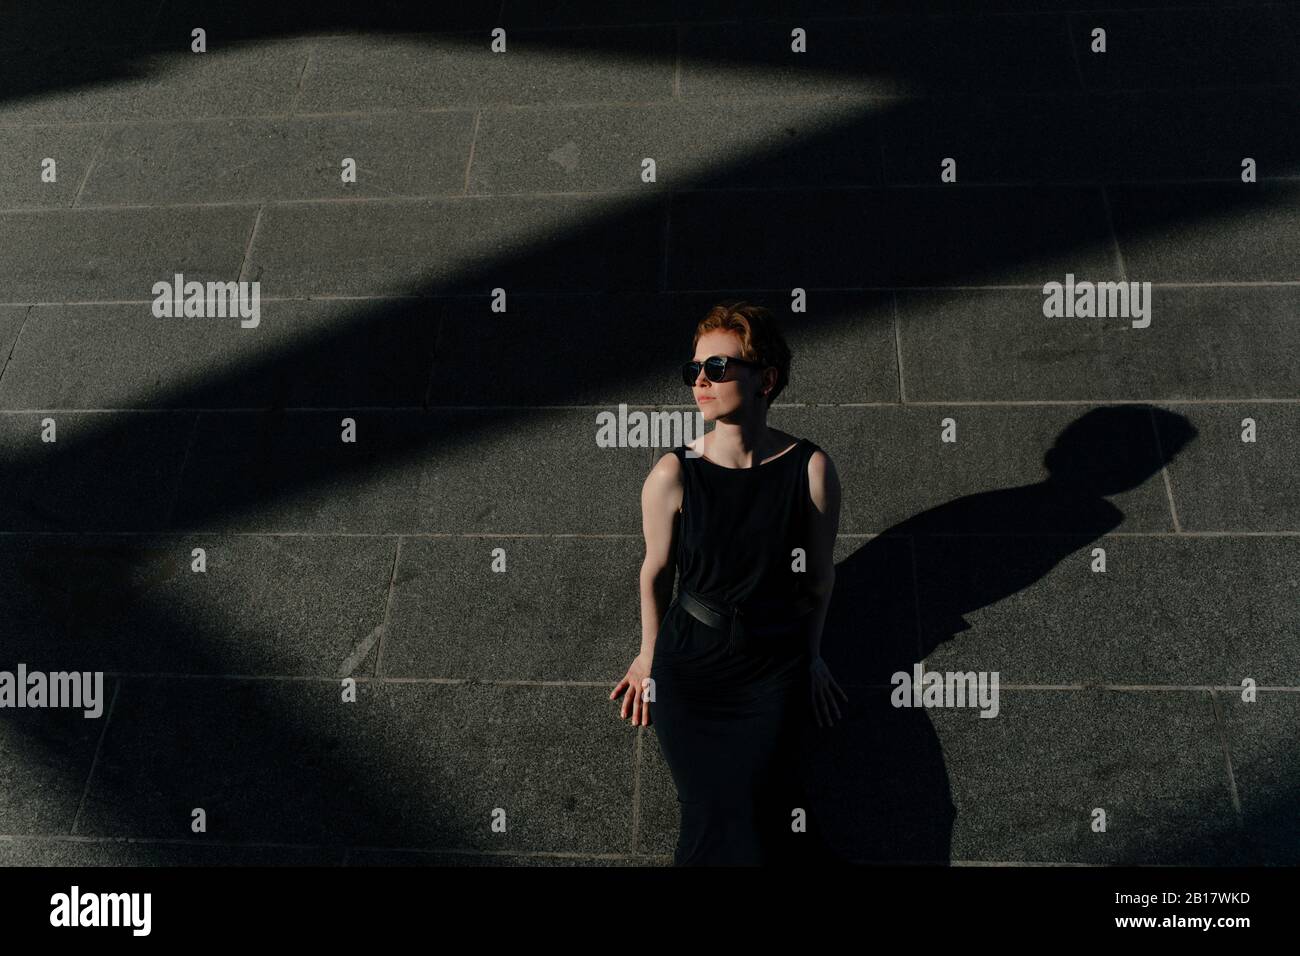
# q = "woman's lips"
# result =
<box><xmin>697</xmin><ymin>396</ymin><xmax>715</xmax><ymax>402</ymax></box>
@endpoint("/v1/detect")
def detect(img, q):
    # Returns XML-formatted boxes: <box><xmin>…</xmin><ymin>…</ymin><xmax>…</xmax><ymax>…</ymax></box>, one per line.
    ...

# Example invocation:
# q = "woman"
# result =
<box><xmin>610</xmin><ymin>300</ymin><xmax>849</xmax><ymax>866</ymax></box>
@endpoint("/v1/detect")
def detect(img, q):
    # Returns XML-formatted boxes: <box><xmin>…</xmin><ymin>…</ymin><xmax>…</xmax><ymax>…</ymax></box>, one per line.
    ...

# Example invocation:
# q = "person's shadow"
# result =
<box><xmin>802</xmin><ymin>404</ymin><xmax>1197</xmax><ymax>864</ymax></box>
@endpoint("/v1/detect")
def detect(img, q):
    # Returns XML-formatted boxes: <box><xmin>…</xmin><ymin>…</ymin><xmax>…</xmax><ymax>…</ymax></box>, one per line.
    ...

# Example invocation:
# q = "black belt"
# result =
<box><xmin>676</xmin><ymin>587</ymin><xmax>817</xmax><ymax>656</ymax></box>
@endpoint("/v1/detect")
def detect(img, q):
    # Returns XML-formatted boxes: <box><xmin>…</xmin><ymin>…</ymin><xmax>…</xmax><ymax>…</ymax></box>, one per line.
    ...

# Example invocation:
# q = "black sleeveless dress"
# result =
<box><xmin>649</xmin><ymin>436</ymin><xmax>839</xmax><ymax>866</ymax></box>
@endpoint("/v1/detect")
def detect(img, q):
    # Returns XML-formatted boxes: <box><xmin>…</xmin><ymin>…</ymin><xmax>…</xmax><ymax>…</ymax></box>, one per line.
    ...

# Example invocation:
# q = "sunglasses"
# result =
<box><xmin>680</xmin><ymin>355</ymin><xmax>766</xmax><ymax>387</ymax></box>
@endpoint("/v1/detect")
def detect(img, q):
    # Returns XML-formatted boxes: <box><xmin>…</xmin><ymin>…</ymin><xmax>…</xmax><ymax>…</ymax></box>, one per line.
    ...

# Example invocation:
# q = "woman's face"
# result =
<box><xmin>690</xmin><ymin>330</ymin><xmax>764</xmax><ymax>420</ymax></box>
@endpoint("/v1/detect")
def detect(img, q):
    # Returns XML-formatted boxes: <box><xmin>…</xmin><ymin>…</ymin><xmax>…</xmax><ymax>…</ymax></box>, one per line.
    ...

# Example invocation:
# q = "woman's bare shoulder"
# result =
<box><xmin>647</xmin><ymin>447</ymin><xmax>686</xmax><ymax>487</ymax></box>
<box><xmin>805</xmin><ymin>444</ymin><xmax>840</xmax><ymax>507</ymax></box>
<box><xmin>645</xmin><ymin>448</ymin><xmax>686</xmax><ymax>513</ymax></box>
<box><xmin>805</xmin><ymin>441</ymin><xmax>836</xmax><ymax>470</ymax></box>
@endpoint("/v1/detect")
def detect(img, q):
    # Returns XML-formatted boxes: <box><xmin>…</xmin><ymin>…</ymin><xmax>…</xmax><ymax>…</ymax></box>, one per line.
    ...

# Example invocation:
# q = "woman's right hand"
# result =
<box><xmin>610</xmin><ymin>654</ymin><xmax>654</xmax><ymax>727</ymax></box>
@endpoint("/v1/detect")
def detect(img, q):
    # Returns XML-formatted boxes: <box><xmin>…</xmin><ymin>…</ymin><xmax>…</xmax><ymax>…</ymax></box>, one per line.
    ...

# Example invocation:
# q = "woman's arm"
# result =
<box><xmin>638</xmin><ymin>452</ymin><xmax>683</xmax><ymax>658</ymax></box>
<box><xmin>804</xmin><ymin>448</ymin><xmax>848</xmax><ymax>728</ymax></box>
<box><xmin>610</xmin><ymin>451</ymin><xmax>683</xmax><ymax>726</ymax></box>
<box><xmin>804</xmin><ymin>448</ymin><xmax>842</xmax><ymax>659</ymax></box>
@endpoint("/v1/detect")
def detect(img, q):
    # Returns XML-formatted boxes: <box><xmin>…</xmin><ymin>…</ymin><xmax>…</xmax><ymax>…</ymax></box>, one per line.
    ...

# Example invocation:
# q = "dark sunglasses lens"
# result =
<box><xmin>682</xmin><ymin>357</ymin><xmax>734</xmax><ymax>386</ymax></box>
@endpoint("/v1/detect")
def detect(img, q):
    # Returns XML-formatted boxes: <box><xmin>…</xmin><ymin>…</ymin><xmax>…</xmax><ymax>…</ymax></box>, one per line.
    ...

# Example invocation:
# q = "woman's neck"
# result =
<box><xmin>707</xmin><ymin>421</ymin><xmax>775</xmax><ymax>467</ymax></box>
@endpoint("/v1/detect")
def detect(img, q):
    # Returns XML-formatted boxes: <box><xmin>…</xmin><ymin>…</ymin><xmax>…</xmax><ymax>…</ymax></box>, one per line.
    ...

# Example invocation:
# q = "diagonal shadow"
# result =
<box><xmin>1</xmin><ymin>0</ymin><xmax>1297</xmax><ymax>864</ymax></box>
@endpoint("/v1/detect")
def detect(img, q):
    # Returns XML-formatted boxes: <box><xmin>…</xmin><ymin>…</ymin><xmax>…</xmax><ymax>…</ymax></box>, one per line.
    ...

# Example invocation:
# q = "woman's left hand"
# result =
<box><xmin>809</xmin><ymin>655</ymin><xmax>848</xmax><ymax>728</ymax></box>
